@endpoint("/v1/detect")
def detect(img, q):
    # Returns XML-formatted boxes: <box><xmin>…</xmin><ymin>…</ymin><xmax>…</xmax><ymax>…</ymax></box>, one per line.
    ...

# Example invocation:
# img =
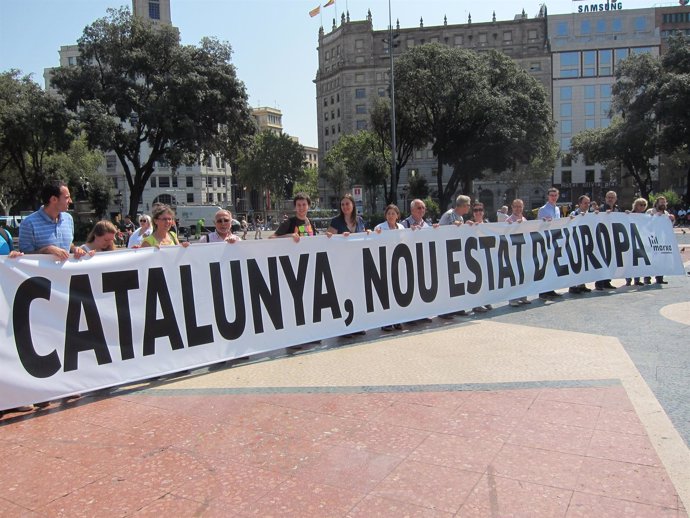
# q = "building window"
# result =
<box><xmin>584</xmin><ymin>85</ymin><xmax>596</xmax><ymax>99</ymax></box>
<box><xmin>600</xmin><ymin>118</ymin><xmax>611</xmax><ymax>128</ymax></box>
<box><xmin>206</xmin><ymin>176</ymin><xmax>213</xmax><ymax>187</ymax></box>
<box><xmin>324</xmin><ymin>112</ymin><xmax>329</xmax><ymax>121</ymax></box>
<box><xmin>355</xmin><ymin>39</ymin><xmax>364</xmax><ymax>49</ymax></box>
<box><xmin>187</xmin><ymin>193</ymin><xmax>194</xmax><ymax>203</ymax></box>
<box><xmin>407</xmin><ymin>38</ymin><xmax>415</xmax><ymax>48</ymax></box>
<box><xmin>560</xmin><ymin>86</ymin><xmax>572</xmax><ymax>101</ymax></box>
<box><xmin>355</xmin><ymin>88</ymin><xmax>366</xmax><ymax>99</ymax></box>
<box><xmin>562</xmin><ymin>155</ymin><xmax>572</xmax><ymax>167</ymax></box>
<box><xmin>528</xmin><ymin>29</ymin><xmax>538</xmax><ymax>40</ymax></box>
<box><xmin>596</xmin><ymin>20</ymin><xmax>606</xmax><ymax>33</ymax></box>
<box><xmin>562</xmin><ymin>170</ymin><xmax>572</xmax><ymax>184</ymax></box>
<box><xmin>560</xmin><ymin>103</ymin><xmax>572</xmax><ymax>118</ymax></box>
<box><xmin>600</xmin><ymin>84</ymin><xmax>611</xmax><ymax>98</ymax></box>
<box><xmin>583</xmin><ymin>51</ymin><xmax>596</xmax><ymax>76</ymax></box>
<box><xmin>149</xmin><ymin>1</ymin><xmax>160</xmax><ymax>20</ymax></box>
<box><xmin>585</xmin><ymin>119</ymin><xmax>595</xmax><ymax>129</ymax></box>
<box><xmin>614</xmin><ymin>48</ymin><xmax>628</xmax><ymax>64</ymax></box>
<box><xmin>355</xmin><ymin>104</ymin><xmax>367</xmax><ymax>114</ymax></box>
<box><xmin>454</xmin><ymin>35</ymin><xmax>463</xmax><ymax>46</ymax></box>
<box><xmin>159</xmin><ymin>176</ymin><xmax>170</xmax><ymax>188</ymax></box>
<box><xmin>150</xmin><ymin>177</ymin><xmax>157</xmax><ymax>187</ymax></box>
<box><xmin>378</xmin><ymin>88</ymin><xmax>387</xmax><ymax>97</ymax></box>
<box><xmin>478</xmin><ymin>33</ymin><xmax>487</xmax><ymax>44</ymax></box>
<box><xmin>581</xmin><ymin>20</ymin><xmax>591</xmax><ymax>35</ymax></box>
<box><xmin>585</xmin><ymin>170</ymin><xmax>595</xmax><ymax>182</ymax></box>
<box><xmin>172</xmin><ymin>176</ymin><xmax>178</xmax><ymax>188</ymax></box>
<box><xmin>612</xmin><ymin>18</ymin><xmax>622</xmax><ymax>32</ymax></box>
<box><xmin>560</xmin><ymin>138</ymin><xmax>571</xmax><ymax>151</ymax></box>
<box><xmin>356</xmin><ymin>120</ymin><xmax>367</xmax><ymax>130</ymax></box>
<box><xmin>503</xmin><ymin>31</ymin><xmax>512</xmax><ymax>42</ymax></box>
<box><xmin>634</xmin><ymin>17</ymin><xmax>646</xmax><ymax>32</ymax></box>
<box><xmin>67</xmin><ymin>56</ymin><xmax>76</xmax><ymax>66</ymax></box>
<box><xmin>355</xmin><ymin>73</ymin><xmax>365</xmax><ymax>83</ymax></box>
<box><xmin>325</xmin><ymin>50</ymin><xmax>330</xmax><ymax>61</ymax></box>
<box><xmin>111</xmin><ymin>177</ymin><xmax>118</xmax><ymax>189</ymax></box>
<box><xmin>560</xmin><ymin>52</ymin><xmax>579</xmax><ymax>78</ymax></box>
<box><xmin>632</xmin><ymin>47</ymin><xmax>653</xmax><ymax>55</ymax></box>
<box><xmin>325</xmin><ymin>127</ymin><xmax>329</xmax><ymax>136</ymax></box>
<box><xmin>529</xmin><ymin>62</ymin><xmax>542</xmax><ymax>72</ymax></box>
<box><xmin>585</xmin><ymin>102</ymin><xmax>595</xmax><ymax>117</ymax></box>
<box><xmin>600</xmin><ymin>101</ymin><xmax>611</xmax><ymax>116</ymax></box>
<box><xmin>186</xmin><ymin>176</ymin><xmax>193</xmax><ymax>187</ymax></box>
<box><xmin>323</xmin><ymin>97</ymin><xmax>328</xmax><ymax>107</ymax></box>
<box><xmin>561</xmin><ymin>120</ymin><xmax>572</xmax><ymax>135</ymax></box>
<box><xmin>598</xmin><ymin>50</ymin><xmax>612</xmax><ymax>75</ymax></box>
<box><xmin>207</xmin><ymin>193</ymin><xmax>213</xmax><ymax>203</ymax></box>
<box><xmin>556</xmin><ymin>22</ymin><xmax>568</xmax><ymax>37</ymax></box>
<box><xmin>106</xmin><ymin>155</ymin><xmax>117</xmax><ymax>171</ymax></box>
<box><xmin>216</xmin><ymin>177</ymin><xmax>222</xmax><ymax>188</ymax></box>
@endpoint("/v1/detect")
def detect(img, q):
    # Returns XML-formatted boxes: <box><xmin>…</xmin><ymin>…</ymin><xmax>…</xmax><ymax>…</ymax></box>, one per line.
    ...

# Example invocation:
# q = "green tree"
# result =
<box><xmin>323</xmin><ymin>131</ymin><xmax>388</xmax><ymax>212</ymax></box>
<box><xmin>370</xmin><ymin>97</ymin><xmax>426</xmax><ymax>205</ymax></box>
<box><xmin>44</xmin><ymin>134</ymin><xmax>112</xmax><ymax>218</ymax></box>
<box><xmin>236</xmin><ymin>130</ymin><xmax>306</xmax><ymax>203</ymax></box>
<box><xmin>0</xmin><ymin>70</ymin><xmax>74</xmax><ymax>208</ymax></box>
<box><xmin>292</xmin><ymin>165</ymin><xmax>319</xmax><ymax>203</ymax></box>
<box><xmin>51</xmin><ymin>7</ymin><xmax>255</xmax><ymax>218</ymax></box>
<box><xmin>394</xmin><ymin>45</ymin><xmax>554</xmax><ymax>209</ymax></box>
<box><xmin>571</xmin><ymin>52</ymin><xmax>660</xmax><ymax>199</ymax></box>
<box><xmin>321</xmin><ymin>162</ymin><xmax>349</xmax><ymax>200</ymax></box>
<box><xmin>656</xmin><ymin>34</ymin><xmax>690</xmax><ymax>202</ymax></box>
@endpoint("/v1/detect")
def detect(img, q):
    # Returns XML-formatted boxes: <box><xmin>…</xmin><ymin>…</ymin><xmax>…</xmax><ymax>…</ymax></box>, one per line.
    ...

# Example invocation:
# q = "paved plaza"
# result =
<box><xmin>1</xmin><ymin>229</ymin><xmax>689</xmax><ymax>517</ymax></box>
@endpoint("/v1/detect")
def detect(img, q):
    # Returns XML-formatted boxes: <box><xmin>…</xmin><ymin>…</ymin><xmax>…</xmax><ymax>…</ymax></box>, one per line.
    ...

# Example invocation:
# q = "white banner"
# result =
<box><xmin>0</xmin><ymin>213</ymin><xmax>684</xmax><ymax>409</ymax></box>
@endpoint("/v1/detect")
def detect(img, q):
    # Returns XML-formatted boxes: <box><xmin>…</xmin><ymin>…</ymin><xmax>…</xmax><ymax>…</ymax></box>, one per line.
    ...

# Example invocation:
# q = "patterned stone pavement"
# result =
<box><xmin>1</xmin><ymin>231</ymin><xmax>688</xmax><ymax>517</ymax></box>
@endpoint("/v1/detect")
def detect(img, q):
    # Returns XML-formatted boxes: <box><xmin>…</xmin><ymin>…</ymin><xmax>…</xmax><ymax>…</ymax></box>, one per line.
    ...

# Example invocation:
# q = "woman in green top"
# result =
<box><xmin>141</xmin><ymin>204</ymin><xmax>190</xmax><ymax>249</ymax></box>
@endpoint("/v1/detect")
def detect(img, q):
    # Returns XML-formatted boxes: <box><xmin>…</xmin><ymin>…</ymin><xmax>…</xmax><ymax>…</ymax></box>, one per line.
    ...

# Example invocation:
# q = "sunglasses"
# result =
<box><xmin>216</xmin><ymin>218</ymin><xmax>231</xmax><ymax>223</ymax></box>
<box><xmin>139</xmin><ymin>219</ymin><xmax>147</xmax><ymax>223</ymax></box>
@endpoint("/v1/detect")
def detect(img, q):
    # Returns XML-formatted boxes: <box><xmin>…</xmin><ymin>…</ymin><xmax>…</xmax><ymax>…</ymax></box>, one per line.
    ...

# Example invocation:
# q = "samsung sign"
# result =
<box><xmin>574</xmin><ymin>1</ymin><xmax>624</xmax><ymax>13</ymax></box>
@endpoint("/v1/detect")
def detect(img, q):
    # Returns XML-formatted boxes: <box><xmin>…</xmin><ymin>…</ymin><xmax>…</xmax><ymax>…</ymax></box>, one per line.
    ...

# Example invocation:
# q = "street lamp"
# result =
<box><xmin>113</xmin><ymin>190</ymin><xmax>123</xmax><ymax>220</ymax></box>
<box><xmin>383</xmin><ymin>0</ymin><xmax>399</xmax><ymax>198</ymax></box>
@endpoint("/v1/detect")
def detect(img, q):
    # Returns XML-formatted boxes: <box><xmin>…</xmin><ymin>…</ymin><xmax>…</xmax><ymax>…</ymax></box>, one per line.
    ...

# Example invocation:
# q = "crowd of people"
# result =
<box><xmin>0</xmin><ymin>181</ymin><xmax>679</xmax><ymax>416</ymax></box>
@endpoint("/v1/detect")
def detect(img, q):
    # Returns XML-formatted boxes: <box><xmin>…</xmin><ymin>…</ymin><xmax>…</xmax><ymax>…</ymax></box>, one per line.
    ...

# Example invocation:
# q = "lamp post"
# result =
<box><xmin>387</xmin><ymin>0</ymin><xmax>397</xmax><ymax>198</ymax></box>
<box><xmin>114</xmin><ymin>190</ymin><xmax>123</xmax><ymax>219</ymax></box>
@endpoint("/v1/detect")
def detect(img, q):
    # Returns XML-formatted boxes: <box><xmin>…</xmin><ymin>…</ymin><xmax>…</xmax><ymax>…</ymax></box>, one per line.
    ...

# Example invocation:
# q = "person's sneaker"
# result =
<box><xmin>393</xmin><ymin>323</ymin><xmax>403</xmax><ymax>330</ymax></box>
<box><xmin>455</xmin><ymin>310</ymin><xmax>469</xmax><ymax>316</ymax></box>
<box><xmin>473</xmin><ymin>306</ymin><xmax>488</xmax><ymax>313</ymax></box>
<box><xmin>381</xmin><ymin>325</ymin><xmax>393</xmax><ymax>331</ymax></box>
<box><xmin>603</xmin><ymin>283</ymin><xmax>617</xmax><ymax>289</ymax></box>
<box><xmin>625</xmin><ymin>279</ymin><xmax>632</xmax><ymax>286</ymax></box>
<box><xmin>13</xmin><ymin>405</ymin><xmax>34</xmax><ymax>412</ymax></box>
<box><xmin>634</xmin><ymin>280</ymin><xmax>644</xmax><ymax>286</ymax></box>
<box><xmin>581</xmin><ymin>286</ymin><xmax>592</xmax><ymax>292</ymax></box>
<box><xmin>438</xmin><ymin>313</ymin><xmax>455</xmax><ymax>319</ymax></box>
<box><xmin>644</xmin><ymin>277</ymin><xmax>652</xmax><ymax>285</ymax></box>
<box><xmin>520</xmin><ymin>299</ymin><xmax>532</xmax><ymax>304</ymax></box>
<box><xmin>568</xmin><ymin>287</ymin><xmax>582</xmax><ymax>294</ymax></box>
<box><xmin>509</xmin><ymin>301</ymin><xmax>521</xmax><ymax>307</ymax></box>
<box><xmin>656</xmin><ymin>280</ymin><xmax>668</xmax><ymax>284</ymax></box>
<box><xmin>34</xmin><ymin>402</ymin><xmax>51</xmax><ymax>409</ymax></box>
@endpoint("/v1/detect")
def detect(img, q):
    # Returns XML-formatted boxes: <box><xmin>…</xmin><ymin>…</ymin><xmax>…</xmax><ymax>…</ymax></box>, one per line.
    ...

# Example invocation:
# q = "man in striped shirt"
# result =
<box><xmin>19</xmin><ymin>180</ymin><xmax>87</xmax><ymax>260</ymax></box>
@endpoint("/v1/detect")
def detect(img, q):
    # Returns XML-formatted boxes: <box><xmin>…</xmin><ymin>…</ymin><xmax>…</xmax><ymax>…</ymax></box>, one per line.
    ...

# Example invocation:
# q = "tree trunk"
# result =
<box><xmin>436</xmin><ymin>156</ymin><xmax>445</xmax><ymax>208</ymax></box>
<box><xmin>686</xmin><ymin>163</ymin><xmax>690</xmax><ymax>204</ymax></box>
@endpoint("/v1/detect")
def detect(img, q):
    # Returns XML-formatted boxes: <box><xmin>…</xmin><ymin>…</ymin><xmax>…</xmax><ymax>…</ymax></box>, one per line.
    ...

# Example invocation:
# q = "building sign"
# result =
<box><xmin>559</xmin><ymin>181</ymin><xmax>618</xmax><ymax>189</ymax></box>
<box><xmin>573</xmin><ymin>0</ymin><xmax>624</xmax><ymax>13</ymax></box>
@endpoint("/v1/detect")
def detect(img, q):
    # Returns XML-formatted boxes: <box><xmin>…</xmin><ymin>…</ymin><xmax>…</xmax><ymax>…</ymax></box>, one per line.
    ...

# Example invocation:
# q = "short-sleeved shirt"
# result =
<box><xmin>19</xmin><ymin>208</ymin><xmax>74</xmax><ymax>253</ymax></box>
<box><xmin>537</xmin><ymin>202</ymin><xmax>561</xmax><ymax>220</ymax></box>
<box><xmin>142</xmin><ymin>231</ymin><xmax>180</xmax><ymax>247</ymax></box>
<box><xmin>329</xmin><ymin>215</ymin><xmax>365</xmax><ymax>234</ymax></box>
<box><xmin>438</xmin><ymin>209</ymin><xmax>464</xmax><ymax>226</ymax></box>
<box><xmin>275</xmin><ymin>216</ymin><xmax>315</xmax><ymax>237</ymax></box>
<box><xmin>0</xmin><ymin>227</ymin><xmax>13</xmax><ymax>255</ymax></box>
<box><xmin>374</xmin><ymin>221</ymin><xmax>404</xmax><ymax>231</ymax></box>
<box><xmin>200</xmin><ymin>231</ymin><xmax>240</xmax><ymax>243</ymax></box>
<box><xmin>401</xmin><ymin>216</ymin><xmax>431</xmax><ymax>229</ymax></box>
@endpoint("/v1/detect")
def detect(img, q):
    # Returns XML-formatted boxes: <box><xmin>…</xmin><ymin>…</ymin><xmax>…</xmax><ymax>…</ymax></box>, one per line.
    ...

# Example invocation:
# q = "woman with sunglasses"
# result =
<box><xmin>469</xmin><ymin>202</ymin><xmax>493</xmax><ymax>313</ymax></box>
<box><xmin>127</xmin><ymin>214</ymin><xmax>153</xmax><ymax>248</ymax></box>
<box><xmin>199</xmin><ymin>209</ymin><xmax>240</xmax><ymax>243</ymax></box>
<box><xmin>141</xmin><ymin>204</ymin><xmax>190</xmax><ymax>248</ymax></box>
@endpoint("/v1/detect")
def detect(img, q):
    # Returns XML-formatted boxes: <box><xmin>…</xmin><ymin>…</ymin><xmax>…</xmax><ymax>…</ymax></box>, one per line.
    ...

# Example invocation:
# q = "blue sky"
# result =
<box><xmin>0</xmin><ymin>0</ymin><xmax>655</xmax><ymax>147</ymax></box>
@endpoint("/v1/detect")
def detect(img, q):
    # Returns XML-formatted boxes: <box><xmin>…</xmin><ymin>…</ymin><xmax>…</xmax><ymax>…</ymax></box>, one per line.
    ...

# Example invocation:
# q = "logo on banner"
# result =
<box><xmin>647</xmin><ymin>234</ymin><xmax>673</xmax><ymax>254</ymax></box>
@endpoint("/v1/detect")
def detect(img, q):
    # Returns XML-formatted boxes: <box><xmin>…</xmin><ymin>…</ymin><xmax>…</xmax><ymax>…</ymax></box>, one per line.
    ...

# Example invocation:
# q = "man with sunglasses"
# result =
<box><xmin>537</xmin><ymin>187</ymin><xmax>563</xmax><ymax>299</ymax></box>
<box><xmin>199</xmin><ymin>209</ymin><xmax>240</xmax><ymax>243</ymax></box>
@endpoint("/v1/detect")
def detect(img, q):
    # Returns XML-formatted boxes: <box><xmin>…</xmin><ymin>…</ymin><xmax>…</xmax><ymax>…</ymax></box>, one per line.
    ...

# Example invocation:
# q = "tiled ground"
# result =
<box><xmin>1</xmin><ymin>384</ymin><xmax>686</xmax><ymax>517</ymax></box>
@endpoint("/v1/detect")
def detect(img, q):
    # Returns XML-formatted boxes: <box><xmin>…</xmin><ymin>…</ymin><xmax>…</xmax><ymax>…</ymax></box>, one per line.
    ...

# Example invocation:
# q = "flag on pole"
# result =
<box><xmin>323</xmin><ymin>0</ymin><xmax>335</xmax><ymax>7</ymax></box>
<box><xmin>309</xmin><ymin>5</ymin><xmax>321</xmax><ymax>17</ymax></box>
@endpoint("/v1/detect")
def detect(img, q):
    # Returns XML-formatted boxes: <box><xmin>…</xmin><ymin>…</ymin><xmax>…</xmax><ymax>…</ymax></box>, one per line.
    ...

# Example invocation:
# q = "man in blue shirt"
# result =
<box><xmin>19</xmin><ymin>180</ymin><xmax>87</xmax><ymax>260</ymax></box>
<box><xmin>537</xmin><ymin>187</ymin><xmax>563</xmax><ymax>299</ymax></box>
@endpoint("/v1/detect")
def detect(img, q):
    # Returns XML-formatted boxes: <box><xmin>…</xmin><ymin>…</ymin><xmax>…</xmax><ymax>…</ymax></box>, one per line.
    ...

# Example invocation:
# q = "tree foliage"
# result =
<box><xmin>236</xmin><ymin>130</ymin><xmax>306</xmax><ymax>200</ymax></box>
<box><xmin>293</xmin><ymin>165</ymin><xmax>320</xmax><ymax>204</ymax></box>
<box><xmin>572</xmin><ymin>35</ymin><xmax>690</xmax><ymax>201</ymax></box>
<box><xmin>51</xmin><ymin>7</ymin><xmax>256</xmax><ymax>218</ymax></box>
<box><xmin>0</xmin><ymin>70</ymin><xmax>74</xmax><ymax>209</ymax></box>
<box><xmin>393</xmin><ymin>45</ymin><xmax>554</xmax><ymax>209</ymax></box>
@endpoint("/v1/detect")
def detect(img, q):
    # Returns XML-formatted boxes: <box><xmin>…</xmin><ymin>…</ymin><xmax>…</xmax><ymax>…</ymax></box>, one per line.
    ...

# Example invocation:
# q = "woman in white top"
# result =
<box><xmin>127</xmin><ymin>214</ymin><xmax>153</xmax><ymax>248</ymax></box>
<box><xmin>374</xmin><ymin>204</ymin><xmax>404</xmax><ymax>232</ymax></box>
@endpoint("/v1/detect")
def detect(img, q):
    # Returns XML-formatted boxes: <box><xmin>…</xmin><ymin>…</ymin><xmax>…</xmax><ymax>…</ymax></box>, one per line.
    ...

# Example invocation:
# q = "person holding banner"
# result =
<box><xmin>401</xmin><ymin>199</ymin><xmax>436</xmax><ymax>229</ymax></box>
<box><xmin>18</xmin><ymin>180</ymin><xmax>88</xmax><ymax>261</ymax></box>
<box><xmin>374</xmin><ymin>204</ymin><xmax>404</xmax><ymax>330</ymax></box>
<box><xmin>80</xmin><ymin>220</ymin><xmax>118</xmax><ymax>254</ymax></box>
<box><xmin>327</xmin><ymin>193</ymin><xmax>367</xmax><ymax>236</ymax></box>
<box><xmin>0</xmin><ymin>225</ymin><xmax>22</xmax><ymax>258</ymax></box>
<box><xmin>505</xmin><ymin>199</ymin><xmax>532</xmax><ymax>307</ymax></box>
<box><xmin>439</xmin><ymin>195</ymin><xmax>471</xmax><ymax>226</ymax></box>
<box><xmin>568</xmin><ymin>195</ymin><xmax>594</xmax><ymax>294</ymax></box>
<box><xmin>537</xmin><ymin>187</ymin><xmax>564</xmax><ymax>299</ymax></box>
<box><xmin>273</xmin><ymin>192</ymin><xmax>316</xmax><ymax>241</ymax></box>
<box><xmin>625</xmin><ymin>198</ymin><xmax>649</xmax><ymax>286</ymax></box>
<box><xmin>141</xmin><ymin>204</ymin><xmax>190</xmax><ymax>248</ymax></box>
<box><xmin>199</xmin><ymin>209</ymin><xmax>241</xmax><ymax>244</ymax></box>
<box><xmin>594</xmin><ymin>191</ymin><xmax>622</xmax><ymax>290</ymax></box>
<box><xmin>645</xmin><ymin>196</ymin><xmax>674</xmax><ymax>285</ymax></box>
<box><xmin>469</xmin><ymin>202</ymin><xmax>493</xmax><ymax>313</ymax></box>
